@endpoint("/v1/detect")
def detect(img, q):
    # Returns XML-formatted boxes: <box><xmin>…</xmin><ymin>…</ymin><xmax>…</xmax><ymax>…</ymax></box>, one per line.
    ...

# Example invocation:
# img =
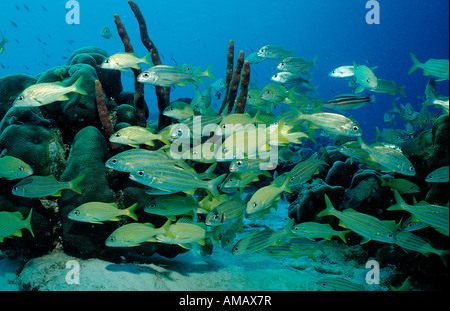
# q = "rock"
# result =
<box><xmin>57</xmin><ymin>126</ymin><xmax>117</xmax><ymax>260</ymax></box>
<box><xmin>287</xmin><ymin>179</ymin><xmax>345</xmax><ymax>223</ymax></box>
<box><xmin>67</xmin><ymin>46</ymin><xmax>122</xmax><ymax>99</ymax></box>
<box><xmin>325</xmin><ymin>158</ymin><xmax>360</xmax><ymax>188</ymax></box>
<box><xmin>0</xmin><ymin>124</ymin><xmax>66</xmax><ymax>177</ymax></box>
<box><xmin>0</xmin><ymin>74</ymin><xmax>37</xmax><ymax>122</ymax></box>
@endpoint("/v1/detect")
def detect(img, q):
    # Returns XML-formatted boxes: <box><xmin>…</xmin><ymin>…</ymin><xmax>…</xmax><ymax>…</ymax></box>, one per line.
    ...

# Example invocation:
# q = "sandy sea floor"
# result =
<box><xmin>1</xmin><ymin>200</ymin><xmax>393</xmax><ymax>291</ymax></box>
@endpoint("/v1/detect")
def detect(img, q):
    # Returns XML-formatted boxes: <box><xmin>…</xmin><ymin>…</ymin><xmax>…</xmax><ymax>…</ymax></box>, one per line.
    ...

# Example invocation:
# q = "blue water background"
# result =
<box><xmin>0</xmin><ymin>0</ymin><xmax>448</xmax><ymax>143</ymax></box>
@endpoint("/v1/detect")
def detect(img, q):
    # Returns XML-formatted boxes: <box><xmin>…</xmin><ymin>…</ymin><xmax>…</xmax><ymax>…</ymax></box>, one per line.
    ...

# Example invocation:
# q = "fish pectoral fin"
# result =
<box><xmin>57</xmin><ymin>95</ymin><xmax>70</xmax><ymax>101</ymax></box>
<box><xmin>13</xmin><ymin>230</ymin><xmax>23</xmax><ymax>237</ymax></box>
<box><xmin>178</xmin><ymin>243</ymin><xmax>191</xmax><ymax>249</ymax></box>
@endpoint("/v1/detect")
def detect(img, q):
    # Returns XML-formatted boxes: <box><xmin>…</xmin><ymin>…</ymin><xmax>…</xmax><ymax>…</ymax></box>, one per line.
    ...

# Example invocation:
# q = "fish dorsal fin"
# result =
<box><xmin>12</xmin><ymin>211</ymin><xmax>24</xmax><ymax>220</ymax></box>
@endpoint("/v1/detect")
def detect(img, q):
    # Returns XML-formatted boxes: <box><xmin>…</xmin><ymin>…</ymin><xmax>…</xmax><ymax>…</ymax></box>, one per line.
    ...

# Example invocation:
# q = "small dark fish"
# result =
<box><xmin>15</xmin><ymin>4</ymin><xmax>20</xmax><ymax>10</ymax></box>
<box><xmin>23</xmin><ymin>4</ymin><xmax>30</xmax><ymax>11</ymax></box>
<box><xmin>10</xmin><ymin>20</ymin><xmax>18</xmax><ymax>28</ymax></box>
<box><xmin>41</xmin><ymin>5</ymin><xmax>47</xmax><ymax>12</ymax></box>
<box><xmin>68</xmin><ymin>40</ymin><xmax>75</xmax><ymax>45</ymax></box>
<box><xmin>101</xmin><ymin>26</ymin><xmax>113</xmax><ymax>39</ymax></box>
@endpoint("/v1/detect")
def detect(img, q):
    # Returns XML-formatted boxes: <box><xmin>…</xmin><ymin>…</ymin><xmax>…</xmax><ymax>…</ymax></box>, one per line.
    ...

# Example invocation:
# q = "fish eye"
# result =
<box><xmin>228</xmin><ymin>178</ymin><xmax>233</xmax><ymax>182</ymax></box>
<box><xmin>223</xmin><ymin>147</ymin><xmax>229</xmax><ymax>154</ymax></box>
<box><xmin>233</xmin><ymin>246</ymin><xmax>239</xmax><ymax>252</ymax></box>
<box><xmin>248</xmin><ymin>95</ymin><xmax>252</xmax><ymax>99</ymax></box>
<box><xmin>108</xmin><ymin>236</ymin><xmax>116</xmax><ymax>242</ymax></box>
<box><xmin>281</xmin><ymin>62</ymin><xmax>285</xmax><ymax>66</ymax></box>
<box><xmin>274</xmin><ymin>74</ymin><xmax>278</xmax><ymax>78</ymax></box>
<box><xmin>104</xmin><ymin>59</ymin><xmax>110</xmax><ymax>64</ymax></box>
<box><xmin>252</xmin><ymin>202</ymin><xmax>257</xmax><ymax>207</ymax></box>
<box><xmin>387</xmin><ymin>233</ymin><xmax>394</xmax><ymax>238</ymax></box>
<box><xmin>17</xmin><ymin>95</ymin><xmax>24</xmax><ymax>101</ymax></box>
<box><xmin>18</xmin><ymin>166</ymin><xmax>24</xmax><ymax>171</ymax></box>
<box><xmin>111</xmin><ymin>159</ymin><xmax>118</xmax><ymax>164</ymax></box>
<box><xmin>142</xmin><ymin>73</ymin><xmax>149</xmax><ymax>78</ymax></box>
<box><xmin>114</xmin><ymin>133</ymin><xmax>121</xmax><ymax>137</ymax></box>
<box><xmin>13</xmin><ymin>186</ymin><xmax>18</xmax><ymax>191</ymax></box>
<box><xmin>290</xmin><ymin>177</ymin><xmax>295</xmax><ymax>181</ymax></box>
<box><xmin>137</xmin><ymin>170</ymin><xmax>144</xmax><ymax>176</ymax></box>
<box><xmin>222</xmin><ymin>124</ymin><xmax>227</xmax><ymax>129</ymax></box>
<box><xmin>213</xmin><ymin>214</ymin><xmax>220</xmax><ymax>221</ymax></box>
<box><xmin>265</xmin><ymin>90</ymin><xmax>270</xmax><ymax>94</ymax></box>
<box><xmin>260</xmin><ymin>49</ymin><xmax>264</xmax><ymax>53</ymax></box>
<box><xmin>353</xmin><ymin>126</ymin><xmax>359</xmax><ymax>131</ymax></box>
<box><xmin>366</xmin><ymin>78</ymin><xmax>370</xmax><ymax>83</ymax></box>
<box><xmin>321</xmin><ymin>282</ymin><xmax>327</xmax><ymax>287</ymax></box>
<box><xmin>236</xmin><ymin>160</ymin><xmax>242</xmax><ymax>166</ymax></box>
<box><xmin>409</xmin><ymin>166</ymin><xmax>414</xmax><ymax>171</ymax></box>
<box><xmin>149</xmin><ymin>203</ymin><xmax>156</xmax><ymax>208</ymax></box>
<box><xmin>73</xmin><ymin>210</ymin><xmax>80</xmax><ymax>216</ymax></box>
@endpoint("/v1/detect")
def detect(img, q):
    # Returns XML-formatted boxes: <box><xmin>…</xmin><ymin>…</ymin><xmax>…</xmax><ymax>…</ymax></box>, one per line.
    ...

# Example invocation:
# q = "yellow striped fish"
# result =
<box><xmin>105</xmin><ymin>149</ymin><xmax>188</xmax><ymax>173</ymax></box>
<box><xmin>137</xmin><ymin>64</ymin><xmax>214</xmax><ymax>87</ymax></box>
<box><xmin>318</xmin><ymin>194</ymin><xmax>398</xmax><ymax>244</ymax></box>
<box><xmin>395</xmin><ymin>230</ymin><xmax>449</xmax><ymax>264</ymax></box>
<box><xmin>129</xmin><ymin>163</ymin><xmax>226</xmax><ymax>197</ymax></box>
<box><xmin>369</xmin><ymin>79</ymin><xmax>406</xmax><ymax>97</ymax></box>
<box><xmin>317</xmin><ymin>277</ymin><xmax>365</xmax><ymax>291</ymax></box>
<box><xmin>68</xmin><ymin>202</ymin><xmax>138</xmax><ymax>224</ymax></box>
<box><xmin>144</xmin><ymin>195</ymin><xmax>198</xmax><ymax>221</ymax></box>
<box><xmin>105</xmin><ymin>222</ymin><xmax>165</xmax><ymax>247</ymax></box>
<box><xmin>353</xmin><ymin>62</ymin><xmax>378</xmax><ymax>90</ymax></box>
<box><xmin>205</xmin><ymin>195</ymin><xmax>246</xmax><ymax>226</ymax></box>
<box><xmin>12</xmin><ymin>175</ymin><xmax>85</xmax><ymax>198</ymax></box>
<box><xmin>163</xmin><ymin>101</ymin><xmax>196</xmax><ymax>121</ymax></box>
<box><xmin>387</xmin><ymin>189</ymin><xmax>449</xmax><ymax>236</ymax></box>
<box><xmin>408</xmin><ymin>53</ymin><xmax>449</xmax><ymax>81</ymax></box>
<box><xmin>289</xmin><ymin>104</ymin><xmax>363</xmax><ymax>137</ymax></box>
<box><xmin>246</xmin><ymin>172</ymin><xmax>292</xmax><ymax>215</ymax></box>
<box><xmin>155</xmin><ymin>218</ymin><xmax>208</xmax><ymax>249</ymax></box>
<box><xmin>169</xmin><ymin>115</ymin><xmax>223</xmax><ymax>142</ymax></box>
<box><xmin>232</xmin><ymin>219</ymin><xmax>295</xmax><ymax>255</ymax></box>
<box><xmin>101</xmin><ymin>52</ymin><xmax>153</xmax><ymax>71</ymax></box>
<box><xmin>221</xmin><ymin>171</ymin><xmax>260</xmax><ymax>192</ymax></box>
<box><xmin>287</xmin><ymin>155</ymin><xmax>326</xmax><ymax>186</ymax></box>
<box><xmin>0</xmin><ymin>209</ymin><xmax>34</xmax><ymax>242</ymax></box>
<box><xmin>291</xmin><ymin>222</ymin><xmax>350</xmax><ymax>243</ymax></box>
<box><xmin>109</xmin><ymin>126</ymin><xmax>166</xmax><ymax>148</ymax></box>
<box><xmin>13</xmin><ymin>76</ymin><xmax>87</xmax><ymax>107</ymax></box>
<box><xmin>425</xmin><ymin>166</ymin><xmax>449</xmax><ymax>183</ymax></box>
<box><xmin>0</xmin><ymin>155</ymin><xmax>33</xmax><ymax>180</ymax></box>
<box><xmin>277</xmin><ymin>56</ymin><xmax>318</xmax><ymax>72</ymax></box>
<box><xmin>261</xmin><ymin>238</ymin><xmax>322</xmax><ymax>262</ymax></box>
<box><xmin>357</xmin><ymin>137</ymin><xmax>416</xmax><ymax>176</ymax></box>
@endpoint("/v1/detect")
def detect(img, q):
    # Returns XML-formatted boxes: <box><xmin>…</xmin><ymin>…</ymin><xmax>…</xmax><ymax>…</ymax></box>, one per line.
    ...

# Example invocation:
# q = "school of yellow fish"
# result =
<box><xmin>1</xmin><ymin>44</ymin><xmax>449</xmax><ymax>289</ymax></box>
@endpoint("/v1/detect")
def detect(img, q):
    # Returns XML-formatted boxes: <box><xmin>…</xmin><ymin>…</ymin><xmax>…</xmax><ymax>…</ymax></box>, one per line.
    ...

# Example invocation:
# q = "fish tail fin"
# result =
<box><xmin>201</xmin><ymin>64</ymin><xmax>216</xmax><ymax>80</ymax></box>
<box><xmin>399</xmin><ymin>85</ymin><xmax>407</xmax><ymax>98</ymax></box>
<box><xmin>373</xmin><ymin>126</ymin><xmax>381</xmax><ymax>142</ymax></box>
<box><xmin>126</xmin><ymin>203</ymin><xmax>139</xmax><ymax>221</ymax></box>
<box><xmin>282</xmin><ymin>218</ymin><xmax>295</xmax><ymax>235</ymax></box>
<box><xmin>71</xmin><ymin>76</ymin><xmax>88</xmax><ymax>96</ymax></box>
<box><xmin>408</xmin><ymin>53</ymin><xmax>421</xmax><ymax>75</ymax></box>
<box><xmin>317</xmin><ymin>194</ymin><xmax>336</xmax><ymax>217</ymax></box>
<box><xmin>286</xmin><ymin>87</ymin><xmax>296</xmax><ymax>103</ymax></box>
<box><xmin>207</xmin><ymin>173</ymin><xmax>227</xmax><ymax>198</ymax></box>
<box><xmin>387</xmin><ymin>189</ymin><xmax>406</xmax><ymax>211</ymax></box>
<box><xmin>338</xmin><ymin>230</ymin><xmax>351</xmax><ymax>243</ymax></box>
<box><xmin>24</xmin><ymin>209</ymin><xmax>35</xmax><ymax>238</ymax></box>
<box><xmin>142</xmin><ymin>52</ymin><xmax>154</xmax><ymax>66</ymax></box>
<box><xmin>69</xmin><ymin>174</ymin><xmax>85</xmax><ymax>195</ymax></box>
<box><xmin>312</xmin><ymin>55</ymin><xmax>319</xmax><ymax>69</ymax></box>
